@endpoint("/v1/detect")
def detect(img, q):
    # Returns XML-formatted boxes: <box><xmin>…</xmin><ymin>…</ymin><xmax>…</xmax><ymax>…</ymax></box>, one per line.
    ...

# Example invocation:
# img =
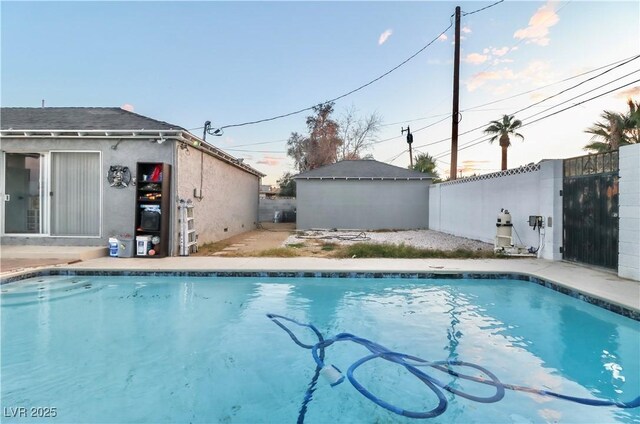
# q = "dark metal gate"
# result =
<box><xmin>563</xmin><ymin>151</ymin><xmax>619</xmax><ymax>269</ymax></box>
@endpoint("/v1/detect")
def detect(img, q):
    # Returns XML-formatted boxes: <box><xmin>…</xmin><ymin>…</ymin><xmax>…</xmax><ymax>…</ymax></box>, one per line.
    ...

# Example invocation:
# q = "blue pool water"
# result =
<box><xmin>1</xmin><ymin>275</ymin><xmax>639</xmax><ymax>423</ymax></box>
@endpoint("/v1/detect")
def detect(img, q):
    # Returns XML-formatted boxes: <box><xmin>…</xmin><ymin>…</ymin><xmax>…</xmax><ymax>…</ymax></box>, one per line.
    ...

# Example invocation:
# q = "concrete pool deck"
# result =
<box><xmin>3</xmin><ymin>255</ymin><xmax>638</xmax><ymax>314</ymax></box>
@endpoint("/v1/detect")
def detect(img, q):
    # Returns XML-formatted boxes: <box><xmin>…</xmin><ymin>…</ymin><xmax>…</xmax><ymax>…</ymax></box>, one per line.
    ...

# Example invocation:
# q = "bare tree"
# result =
<box><xmin>337</xmin><ymin>106</ymin><xmax>382</xmax><ymax>160</ymax></box>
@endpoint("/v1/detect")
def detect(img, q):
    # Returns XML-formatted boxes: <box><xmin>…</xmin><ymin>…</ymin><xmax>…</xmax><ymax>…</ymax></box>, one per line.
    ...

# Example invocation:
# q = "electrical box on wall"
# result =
<box><xmin>529</xmin><ymin>215</ymin><xmax>544</xmax><ymax>227</ymax></box>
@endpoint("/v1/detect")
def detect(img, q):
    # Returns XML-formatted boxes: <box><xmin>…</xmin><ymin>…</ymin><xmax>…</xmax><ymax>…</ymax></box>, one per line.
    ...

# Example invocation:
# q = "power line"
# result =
<box><xmin>510</xmin><ymin>55</ymin><xmax>640</xmax><ymax>117</ymax></box>
<box><xmin>379</xmin><ymin>53</ymin><xmax>638</xmax><ymax>130</ymax></box>
<box><xmin>192</xmin><ymin>21</ymin><xmax>454</xmax><ymax>132</ymax></box>
<box><xmin>521</xmin><ymin>77</ymin><xmax>640</xmax><ymax>128</ymax></box>
<box><xmin>519</xmin><ymin>69</ymin><xmax>640</xmax><ymax>123</ymax></box>
<box><xmin>432</xmin><ymin>77</ymin><xmax>640</xmax><ymax>160</ymax></box>
<box><xmin>221</xmin><ymin>57</ymin><xmax>638</xmax><ymax>156</ymax></box>
<box><xmin>223</xmin><ymin>148</ymin><xmax>287</xmax><ymax>154</ymax></box>
<box><xmin>461</xmin><ymin>53</ymin><xmax>640</xmax><ymax>112</ymax></box>
<box><xmin>223</xmin><ymin>138</ymin><xmax>288</xmax><ymax>149</ymax></box>
<box><xmin>413</xmin><ymin>56</ymin><xmax>640</xmax><ymax>149</ymax></box>
<box><xmin>461</xmin><ymin>0</ymin><xmax>505</xmax><ymax>16</ymax></box>
<box><xmin>381</xmin><ymin>112</ymin><xmax>450</xmax><ymax>127</ymax></box>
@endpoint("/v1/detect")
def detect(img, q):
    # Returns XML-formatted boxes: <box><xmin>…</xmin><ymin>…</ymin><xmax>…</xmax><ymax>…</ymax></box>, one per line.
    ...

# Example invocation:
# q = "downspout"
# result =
<box><xmin>170</xmin><ymin>139</ymin><xmax>178</xmax><ymax>256</ymax></box>
<box><xmin>257</xmin><ymin>176</ymin><xmax>261</xmax><ymax>229</ymax></box>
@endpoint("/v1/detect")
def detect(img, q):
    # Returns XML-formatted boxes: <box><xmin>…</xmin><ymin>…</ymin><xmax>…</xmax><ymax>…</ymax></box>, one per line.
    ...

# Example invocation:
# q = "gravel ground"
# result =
<box><xmin>284</xmin><ymin>229</ymin><xmax>493</xmax><ymax>251</ymax></box>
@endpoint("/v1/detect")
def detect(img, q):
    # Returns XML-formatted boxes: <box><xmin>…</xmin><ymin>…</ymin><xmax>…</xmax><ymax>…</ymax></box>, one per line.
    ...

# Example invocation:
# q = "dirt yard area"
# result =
<box><xmin>195</xmin><ymin>224</ymin><xmax>493</xmax><ymax>258</ymax></box>
<box><xmin>195</xmin><ymin>223</ymin><xmax>297</xmax><ymax>257</ymax></box>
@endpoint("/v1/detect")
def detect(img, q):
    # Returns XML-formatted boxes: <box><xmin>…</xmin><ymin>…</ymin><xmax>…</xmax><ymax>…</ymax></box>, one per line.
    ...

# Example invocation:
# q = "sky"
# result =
<box><xmin>2</xmin><ymin>1</ymin><xmax>639</xmax><ymax>185</ymax></box>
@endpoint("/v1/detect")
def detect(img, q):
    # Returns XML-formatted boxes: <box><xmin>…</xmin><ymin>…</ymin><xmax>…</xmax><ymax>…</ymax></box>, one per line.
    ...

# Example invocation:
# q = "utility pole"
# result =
<box><xmin>450</xmin><ymin>5</ymin><xmax>461</xmax><ymax>180</ymax></box>
<box><xmin>402</xmin><ymin>126</ymin><xmax>414</xmax><ymax>168</ymax></box>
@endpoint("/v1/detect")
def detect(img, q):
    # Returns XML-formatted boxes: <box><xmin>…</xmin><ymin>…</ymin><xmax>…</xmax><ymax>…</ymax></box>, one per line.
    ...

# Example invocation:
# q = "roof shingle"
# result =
<box><xmin>0</xmin><ymin>107</ymin><xmax>183</xmax><ymax>131</ymax></box>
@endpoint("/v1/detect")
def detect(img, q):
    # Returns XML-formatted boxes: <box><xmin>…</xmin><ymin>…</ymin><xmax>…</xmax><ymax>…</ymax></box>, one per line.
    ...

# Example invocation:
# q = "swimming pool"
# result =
<box><xmin>1</xmin><ymin>273</ymin><xmax>639</xmax><ymax>423</ymax></box>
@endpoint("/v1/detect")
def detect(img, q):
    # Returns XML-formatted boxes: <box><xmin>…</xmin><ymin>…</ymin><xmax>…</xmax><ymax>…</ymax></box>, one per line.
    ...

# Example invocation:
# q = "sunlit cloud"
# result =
<box><xmin>378</xmin><ymin>29</ymin><xmax>393</xmax><ymax>45</ymax></box>
<box><xmin>462</xmin><ymin>26</ymin><xmax>472</xmax><ymax>34</ymax></box>
<box><xmin>256</xmin><ymin>156</ymin><xmax>284</xmax><ymax>166</ymax></box>
<box><xmin>514</xmin><ymin>1</ymin><xmax>559</xmax><ymax>46</ymax></box>
<box><xmin>614</xmin><ymin>86</ymin><xmax>640</xmax><ymax>100</ymax></box>
<box><xmin>121</xmin><ymin>103</ymin><xmax>134</xmax><ymax>112</ymax></box>
<box><xmin>438</xmin><ymin>34</ymin><xmax>448</xmax><ymax>41</ymax></box>
<box><xmin>464</xmin><ymin>53</ymin><xmax>489</xmax><ymax>65</ymax></box>
<box><xmin>466</xmin><ymin>60</ymin><xmax>554</xmax><ymax>92</ymax></box>
<box><xmin>491</xmin><ymin>47</ymin><xmax>509</xmax><ymax>56</ymax></box>
<box><xmin>460</xmin><ymin>160</ymin><xmax>492</xmax><ymax>174</ymax></box>
<box><xmin>466</xmin><ymin>68</ymin><xmax>516</xmax><ymax>91</ymax></box>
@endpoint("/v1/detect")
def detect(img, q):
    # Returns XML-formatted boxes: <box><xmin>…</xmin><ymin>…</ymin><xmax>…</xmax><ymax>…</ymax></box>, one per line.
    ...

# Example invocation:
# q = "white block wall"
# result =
<box><xmin>429</xmin><ymin>160</ymin><xmax>563</xmax><ymax>260</ymax></box>
<box><xmin>618</xmin><ymin>144</ymin><xmax>640</xmax><ymax>281</ymax></box>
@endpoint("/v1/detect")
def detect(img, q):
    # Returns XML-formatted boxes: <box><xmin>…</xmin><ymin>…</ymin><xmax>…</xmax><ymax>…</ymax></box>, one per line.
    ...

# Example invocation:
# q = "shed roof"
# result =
<box><xmin>293</xmin><ymin>160</ymin><xmax>433</xmax><ymax>180</ymax></box>
<box><xmin>0</xmin><ymin>107</ymin><xmax>182</xmax><ymax>131</ymax></box>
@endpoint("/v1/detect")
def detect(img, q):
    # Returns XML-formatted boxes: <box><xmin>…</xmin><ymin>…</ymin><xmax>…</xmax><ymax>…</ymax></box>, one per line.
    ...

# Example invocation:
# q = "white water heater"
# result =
<box><xmin>495</xmin><ymin>209</ymin><xmax>513</xmax><ymax>249</ymax></box>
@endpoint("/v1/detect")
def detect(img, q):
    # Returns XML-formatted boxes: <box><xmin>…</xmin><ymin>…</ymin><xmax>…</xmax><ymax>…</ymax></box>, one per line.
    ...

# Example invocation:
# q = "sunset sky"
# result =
<box><xmin>2</xmin><ymin>1</ymin><xmax>639</xmax><ymax>184</ymax></box>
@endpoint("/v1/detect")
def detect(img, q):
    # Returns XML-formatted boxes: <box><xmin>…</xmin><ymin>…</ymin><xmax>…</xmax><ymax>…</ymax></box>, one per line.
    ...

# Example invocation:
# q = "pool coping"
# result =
<box><xmin>2</xmin><ymin>260</ymin><xmax>639</xmax><ymax>321</ymax></box>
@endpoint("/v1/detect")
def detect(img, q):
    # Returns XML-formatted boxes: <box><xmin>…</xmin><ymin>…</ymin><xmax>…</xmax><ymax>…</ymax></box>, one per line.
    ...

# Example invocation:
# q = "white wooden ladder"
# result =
<box><xmin>178</xmin><ymin>199</ymin><xmax>198</xmax><ymax>256</ymax></box>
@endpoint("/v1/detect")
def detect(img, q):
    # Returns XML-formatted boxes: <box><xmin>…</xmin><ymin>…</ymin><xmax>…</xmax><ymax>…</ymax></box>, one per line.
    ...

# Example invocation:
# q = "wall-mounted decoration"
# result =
<box><xmin>107</xmin><ymin>165</ymin><xmax>132</xmax><ymax>188</ymax></box>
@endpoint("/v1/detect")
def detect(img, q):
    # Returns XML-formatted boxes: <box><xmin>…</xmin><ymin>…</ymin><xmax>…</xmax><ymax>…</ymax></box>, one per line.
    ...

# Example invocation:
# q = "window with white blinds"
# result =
<box><xmin>50</xmin><ymin>152</ymin><xmax>101</xmax><ymax>236</ymax></box>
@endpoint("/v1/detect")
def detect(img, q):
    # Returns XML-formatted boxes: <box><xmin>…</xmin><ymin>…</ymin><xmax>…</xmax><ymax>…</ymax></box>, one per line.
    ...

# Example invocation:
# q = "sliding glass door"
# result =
<box><xmin>3</xmin><ymin>153</ymin><xmax>43</xmax><ymax>234</ymax></box>
<box><xmin>50</xmin><ymin>152</ymin><xmax>101</xmax><ymax>236</ymax></box>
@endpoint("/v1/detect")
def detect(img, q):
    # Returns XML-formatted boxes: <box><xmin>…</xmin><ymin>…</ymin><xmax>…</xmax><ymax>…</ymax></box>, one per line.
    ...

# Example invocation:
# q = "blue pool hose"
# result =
<box><xmin>267</xmin><ymin>313</ymin><xmax>640</xmax><ymax>420</ymax></box>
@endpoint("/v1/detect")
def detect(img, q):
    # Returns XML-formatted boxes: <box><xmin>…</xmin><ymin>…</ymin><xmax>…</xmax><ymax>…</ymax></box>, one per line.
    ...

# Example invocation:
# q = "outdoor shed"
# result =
<box><xmin>294</xmin><ymin>160</ymin><xmax>433</xmax><ymax>230</ymax></box>
<box><xmin>0</xmin><ymin>107</ymin><xmax>264</xmax><ymax>256</ymax></box>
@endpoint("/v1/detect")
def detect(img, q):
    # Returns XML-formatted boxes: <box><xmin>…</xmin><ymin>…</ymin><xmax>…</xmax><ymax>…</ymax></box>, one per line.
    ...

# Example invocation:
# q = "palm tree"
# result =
<box><xmin>626</xmin><ymin>99</ymin><xmax>640</xmax><ymax>144</ymax></box>
<box><xmin>584</xmin><ymin>99</ymin><xmax>640</xmax><ymax>152</ymax></box>
<box><xmin>584</xmin><ymin>110</ymin><xmax>635</xmax><ymax>152</ymax></box>
<box><xmin>411</xmin><ymin>153</ymin><xmax>440</xmax><ymax>181</ymax></box>
<box><xmin>483</xmin><ymin>115</ymin><xmax>524</xmax><ymax>170</ymax></box>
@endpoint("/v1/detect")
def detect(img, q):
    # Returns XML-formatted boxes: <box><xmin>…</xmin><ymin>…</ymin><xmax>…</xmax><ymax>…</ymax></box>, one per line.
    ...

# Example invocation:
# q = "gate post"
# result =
<box><xmin>618</xmin><ymin>144</ymin><xmax>640</xmax><ymax>281</ymax></box>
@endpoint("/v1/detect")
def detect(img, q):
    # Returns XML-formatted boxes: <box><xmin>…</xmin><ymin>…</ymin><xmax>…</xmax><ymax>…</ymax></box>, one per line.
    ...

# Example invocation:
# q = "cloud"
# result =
<box><xmin>513</xmin><ymin>1</ymin><xmax>559</xmax><ymax>46</ymax></box>
<box><xmin>614</xmin><ymin>86</ymin><xmax>640</xmax><ymax>100</ymax></box>
<box><xmin>460</xmin><ymin>160</ymin><xmax>491</xmax><ymax>174</ymax></box>
<box><xmin>256</xmin><ymin>156</ymin><xmax>283</xmax><ymax>166</ymax></box>
<box><xmin>466</xmin><ymin>60</ymin><xmax>554</xmax><ymax>92</ymax></box>
<box><xmin>438</xmin><ymin>34</ymin><xmax>448</xmax><ymax>41</ymax></box>
<box><xmin>461</xmin><ymin>26</ymin><xmax>472</xmax><ymax>34</ymax></box>
<box><xmin>378</xmin><ymin>29</ymin><xmax>393</xmax><ymax>45</ymax></box>
<box><xmin>121</xmin><ymin>103</ymin><xmax>134</xmax><ymax>112</ymax></box>
<box><xmin>491</xmin><ymin>47</ymin><xmax>509</xmax><ymax>56</ymax></box>
<box><xmin>464</xmin><ymin>53</ymin><xmax>489</xmax><ymax>65</ymax></box>
<box><xmin>466</xmin><ymin>68</ymin><xmax>516</xmax><ymax>91</ymax></box>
